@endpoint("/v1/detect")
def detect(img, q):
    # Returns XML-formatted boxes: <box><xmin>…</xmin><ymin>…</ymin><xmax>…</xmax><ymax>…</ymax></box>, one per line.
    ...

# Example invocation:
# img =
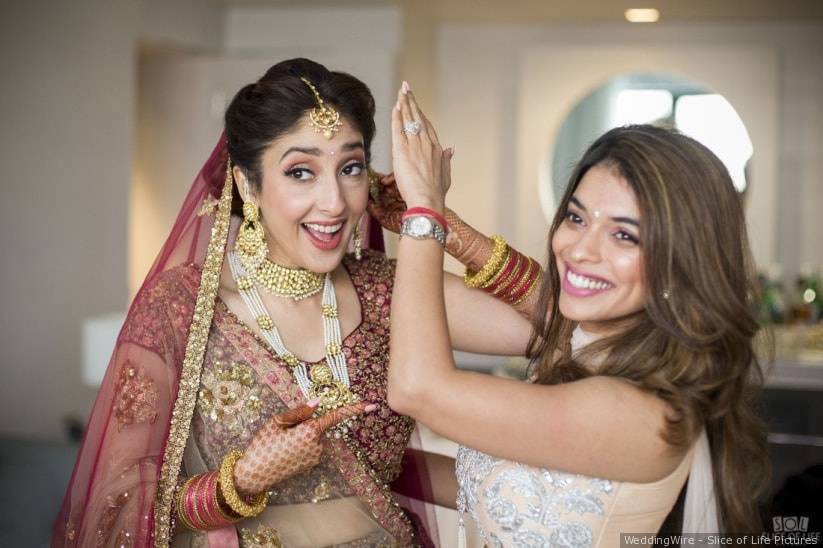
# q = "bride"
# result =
<box><xmin>52</xmin><ymin>59</ymin><xmax>533</xmax><ymax>547</ymax></box>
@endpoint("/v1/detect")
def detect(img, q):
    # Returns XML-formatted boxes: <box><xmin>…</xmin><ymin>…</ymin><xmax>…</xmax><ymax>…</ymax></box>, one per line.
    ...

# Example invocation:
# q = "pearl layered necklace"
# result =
<box><xmin>228</xmin><ymin>251</ymin><xmax>359</xmax><ymax>416</ymax></box>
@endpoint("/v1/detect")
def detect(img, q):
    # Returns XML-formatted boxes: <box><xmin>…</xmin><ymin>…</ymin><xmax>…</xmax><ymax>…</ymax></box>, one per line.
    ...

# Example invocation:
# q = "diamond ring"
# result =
<box><xmin>402</xmin><ymin>121</ymin><xmax>422</xmax><ymax>136</ymax></box>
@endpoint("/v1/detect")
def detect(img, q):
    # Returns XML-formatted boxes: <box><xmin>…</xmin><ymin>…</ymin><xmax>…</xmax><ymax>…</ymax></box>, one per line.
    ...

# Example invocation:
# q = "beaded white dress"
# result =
<box><xmin>455</xmin><ymin>328</ymin><xmax>699</xmax><ymax>548</ymax></box>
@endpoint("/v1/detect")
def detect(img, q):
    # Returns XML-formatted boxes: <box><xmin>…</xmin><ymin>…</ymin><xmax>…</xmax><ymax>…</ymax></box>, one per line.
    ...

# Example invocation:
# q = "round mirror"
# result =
<box><xmin>550</xmin><ymin>72</ymin><xmax>753</xmax><ymax>203</ymax></box>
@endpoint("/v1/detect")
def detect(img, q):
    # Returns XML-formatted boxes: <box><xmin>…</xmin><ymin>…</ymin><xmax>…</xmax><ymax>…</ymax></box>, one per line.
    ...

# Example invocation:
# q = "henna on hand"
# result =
<box><xmin>233</xmin><ymin>401</ymin><xmax>373</xmax><ymax>495</ymax></box>
<box><xmin>367</xmin><ymin>173</ymin><xmax>406</xmax><ymax>234</ymax></box>
<box><xmin>444</xmin><ymin>210</ymin><xmax>544</xmax><ymax>317</ymax></box>
<box><xmin>444</xmin><ymin>209</ymin><xmax>492</xmax><ymax>271</ymax></box>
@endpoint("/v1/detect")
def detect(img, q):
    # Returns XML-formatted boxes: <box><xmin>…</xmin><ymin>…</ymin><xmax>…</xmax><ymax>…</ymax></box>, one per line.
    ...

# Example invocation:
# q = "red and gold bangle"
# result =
<box><xmin>188</xmin><ymin>473</ymin><xmax>212</xmax><ymax>530</ymax></box>
<box><xmin>180</xmin><ymin>474</ymin><xmax>209</xmax><ymax>530</ymax></box>
<box><xmin>196</xmin><ymin>472</ymin><xmax>221</xmax><ymax>528</ymax></box>
<box><xmin>513</xmin><ymin>273</ymin><xmax>540</xmax><ymax>305</ymax></box>
<box><xmin>176</xmin><ymin>476</ymin><xmax>199</xmax><ymax>531</ymax></box>
<box><xmin>491</xmin><ymin>251</ymin><xmax>527</xmax><ymax>298</ymax></box>
<box><xmin>483</xmin><ymin>247</ymin><xmax>517</xmax><ymax>294</ymax></box>
<box><xmin>208</xmin><ymin>470</ymin><xmax>241</xmax><ymax>527</ymax></box>
<box><xmin>176</xmin><ymin>471</ymin><xmax>241</xmax><ymax>531</ymax></box>
<box><xmin>403</xmin><ymin>207</ymin><xmax>448</xmax><ymax>232</ymax></box>
<box><xmin>509</xmin><ymin>258</ymin><xmax>541</xmax><ymax>305</ymax></box>
<box><xmin>517</xmin><ymin>262</ymin><xmax>543</xmax><ymax>304</ymax></box>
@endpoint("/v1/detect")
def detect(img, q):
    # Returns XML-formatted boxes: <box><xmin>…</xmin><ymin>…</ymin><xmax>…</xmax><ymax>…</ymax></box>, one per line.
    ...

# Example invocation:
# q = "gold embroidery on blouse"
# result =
<box><xmin>340</xmin><ymin>433</ymin><xmax>415</xmax><ymax>544</ymax></box>
<box><xmin>197</xmin><ymin>361</ymin><xmax>262</xmax><ymax>434</ymax></box>
<box><xmin>114</xmin><ymin>361</ymin><xmax>158</xmax><ymax>431</ymax></box>
<box><xmin>239</xmin><ymin>525</ymin><xmax>283</xmax><ymax>548</ymax></box>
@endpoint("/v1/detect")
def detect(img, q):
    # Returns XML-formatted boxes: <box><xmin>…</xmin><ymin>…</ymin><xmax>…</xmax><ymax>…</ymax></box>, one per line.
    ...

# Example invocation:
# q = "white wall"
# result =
<box><xmin>0</xmin><ymin>0</ymin><xmax>138</xmax><ymax>441</ymax></box>
<box><xmin>139</xmin><ymin>0</ymin><xmax>223</xmax><ymax>51</ymax></box>
<box><xmin>436</xmin><ymin>23</ymin><xmax>823</xmax><ymax>276</ymax></box>
<box><xmin>0</xmin><ymin>0</ymin><xmax>226</xmax><ymax>442</ymax></box>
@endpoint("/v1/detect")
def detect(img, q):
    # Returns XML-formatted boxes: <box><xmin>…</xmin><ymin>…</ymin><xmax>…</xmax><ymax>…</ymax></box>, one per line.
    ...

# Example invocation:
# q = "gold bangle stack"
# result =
<box><xmin>464</xmin><ymin>235</ymin><xmax>509</xmax><ymax>289</ymax></box>
<box><xmin>218</xmin><ymin>449</ymin><xmax>269</xmax><ymax>518</ymax></box>
<box><xmin>463</xmin><ymin>234</ymin><xmax>543</xmax><ymax>306</ymax></box>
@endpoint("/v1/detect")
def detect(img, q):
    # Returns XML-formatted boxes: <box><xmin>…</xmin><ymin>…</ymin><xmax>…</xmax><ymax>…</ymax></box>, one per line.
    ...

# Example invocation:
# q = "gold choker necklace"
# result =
<box><xmin>239</xmin><ymin>258</ymin><xmax>325</xmax><ymax>301</ymax></box>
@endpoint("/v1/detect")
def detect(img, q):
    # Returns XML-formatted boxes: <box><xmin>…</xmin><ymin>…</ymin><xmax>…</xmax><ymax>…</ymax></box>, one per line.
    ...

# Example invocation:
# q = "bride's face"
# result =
<box><xmin>240</xmin><ymin>113</ymin><xmax>369</xmax><ymax>274</ymax></box>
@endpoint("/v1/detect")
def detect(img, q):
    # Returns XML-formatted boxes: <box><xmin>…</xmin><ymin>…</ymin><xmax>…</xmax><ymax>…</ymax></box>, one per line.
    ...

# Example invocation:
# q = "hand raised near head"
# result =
<box><xmin>391</xmin><ymin>82</ymin><xmax>452</xmax><ymax>212</ymax></box>
<box><xmin>367</xmin><ymin>172</ymin><xmax>407</xmax><ymax>234</ymax></box>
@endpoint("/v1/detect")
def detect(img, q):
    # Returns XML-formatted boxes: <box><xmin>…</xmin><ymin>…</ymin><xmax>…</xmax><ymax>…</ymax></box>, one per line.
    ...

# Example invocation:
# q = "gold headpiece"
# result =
<box><xmin>300</xmin><ymin>77</ymin><xmax>343</xmax><ymax>139</ymax></box>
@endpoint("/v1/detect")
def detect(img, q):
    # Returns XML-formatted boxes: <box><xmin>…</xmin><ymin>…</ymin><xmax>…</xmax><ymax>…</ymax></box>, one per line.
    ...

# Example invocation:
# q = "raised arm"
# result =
<box><xmin>386</xmin><ymin>83</ymin><xmax>684</xmax><ymax>484</ymax></box>
<box><xmin>369</xmin><ymin>174</ymin><xmax>539</xmax><ymax>357</ymax></box>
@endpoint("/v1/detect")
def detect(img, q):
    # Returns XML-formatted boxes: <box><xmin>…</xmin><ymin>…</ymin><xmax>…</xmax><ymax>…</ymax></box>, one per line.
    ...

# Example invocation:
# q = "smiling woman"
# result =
<box><xmin>386</xmin><ymin>84</ymin><xmax>770</xmax><ymax>546</ymax></box>
<box><xmin>53</xmin><ymin>58</ymin><xmax>436</xmax><ymax>548</ymax></box>
<box><xmin>238</xmin><ymin>118</ymin><xmax>369</xmax><ymax>274</ymax></box>
<box><xmin>53</xmin><ymin>58</ymin><xmax>536</xmax><ymax>548</ymax></box>
<box><xmin>553</xmin><ymin>164</ymin><xmax>645</xmax><ymax>330</ymax></box>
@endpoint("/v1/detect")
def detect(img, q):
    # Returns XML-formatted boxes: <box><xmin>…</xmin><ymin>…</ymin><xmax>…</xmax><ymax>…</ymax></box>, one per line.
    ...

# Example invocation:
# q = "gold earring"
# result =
<box><xmin>235</xmin><ymin>179</ymin><xmax>268</xmax><ymax>271</ymax></box>
<box><xmin>367</xmin><ymin>168</ymin><xmax>380</xmax><ymax>203</ymax></box>
<box><xmin>353</xmin><ymin>224</ymin><xmax>362</xmax><ymax>261</ymax></box>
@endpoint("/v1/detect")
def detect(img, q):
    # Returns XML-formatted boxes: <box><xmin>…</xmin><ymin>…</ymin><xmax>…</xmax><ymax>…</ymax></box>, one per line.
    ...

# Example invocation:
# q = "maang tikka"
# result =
<box><xmin>300</xmin><ymin>77</ymin><xmax>343</xmax><ymax>139</ymax></box>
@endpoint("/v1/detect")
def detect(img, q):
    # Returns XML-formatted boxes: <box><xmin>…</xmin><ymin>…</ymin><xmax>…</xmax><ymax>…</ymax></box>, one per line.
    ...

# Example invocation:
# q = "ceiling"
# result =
<box><xmin>218</xmin><ymin>0</ymin><xmax>823</xmax><ymax>23</ymax></box>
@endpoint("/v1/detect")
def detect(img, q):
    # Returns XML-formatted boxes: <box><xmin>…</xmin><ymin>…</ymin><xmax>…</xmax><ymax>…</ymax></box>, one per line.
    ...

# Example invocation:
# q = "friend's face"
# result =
<box><xmin>552</xmin><ymin>163</ymin><xmax>645</xmax><ymax>333</ymax></box>
<box><xmin>241</xmin><ymin>113</ymin><xmax>368</xmax><ymax>274</ymax></box>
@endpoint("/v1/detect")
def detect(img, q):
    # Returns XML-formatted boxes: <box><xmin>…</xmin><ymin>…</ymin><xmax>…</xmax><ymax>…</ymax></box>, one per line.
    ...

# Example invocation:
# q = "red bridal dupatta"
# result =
<box><xmin>52</xmin><ymin>135</ymin><xmax>437</xmax><ymax>547</ymax></box>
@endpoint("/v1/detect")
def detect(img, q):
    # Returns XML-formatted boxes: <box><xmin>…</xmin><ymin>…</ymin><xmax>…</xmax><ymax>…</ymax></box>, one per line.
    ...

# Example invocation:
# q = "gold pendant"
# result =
<box><xmin>309</xmin><ymin>362</ymin><xmax>359</xmax><ymax>415</ymax></box>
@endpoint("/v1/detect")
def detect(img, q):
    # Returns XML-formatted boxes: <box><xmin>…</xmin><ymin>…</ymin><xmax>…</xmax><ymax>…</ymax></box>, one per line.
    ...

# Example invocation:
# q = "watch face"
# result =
<box><xmin>408</xmin><ymin>216</ymin><xmax>433</xmax><ymax>235</ymax></box>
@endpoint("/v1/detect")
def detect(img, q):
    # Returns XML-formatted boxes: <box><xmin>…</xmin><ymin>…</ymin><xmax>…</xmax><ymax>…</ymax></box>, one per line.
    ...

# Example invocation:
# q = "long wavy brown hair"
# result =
<box><xmin>528</xmin><ymin>125</ymin><xmax>770</xmax><ymax>533</ymax></box>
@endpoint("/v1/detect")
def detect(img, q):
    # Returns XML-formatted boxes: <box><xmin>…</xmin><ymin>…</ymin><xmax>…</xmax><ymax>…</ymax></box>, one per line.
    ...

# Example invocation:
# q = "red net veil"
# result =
<box><xmin>52</xmin><ymin>134</ymin><xmax>440</xmax><ymax>547</ymax></box>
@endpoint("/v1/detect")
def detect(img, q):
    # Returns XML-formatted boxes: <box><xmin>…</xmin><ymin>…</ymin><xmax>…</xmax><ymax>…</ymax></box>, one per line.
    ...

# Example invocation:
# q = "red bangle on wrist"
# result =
<box><xmin>402</xmin><ymin>207</ymin><xmax>449</xmax><ymax>232</ymax></box>
<box><xmin>508</xmin><ymin>258</ymin><xmax>538</xmax><ymax>304</ymax></box>
<box><xmin>494</xmin><ymin>252</ymin><xmax>527</xmax><ymax>298</ymax></box>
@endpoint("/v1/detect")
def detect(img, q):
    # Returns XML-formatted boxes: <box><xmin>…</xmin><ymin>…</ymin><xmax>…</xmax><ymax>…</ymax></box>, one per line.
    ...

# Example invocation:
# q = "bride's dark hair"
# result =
<box><xmin>528</xmin><ymin>125</ymin><xmax>770</xmax><ymax>534</ymax></box>
<box><xmin>224</xmin><ymin>58</ymin><xmax>376</xmax><ymax>214</ymax></box>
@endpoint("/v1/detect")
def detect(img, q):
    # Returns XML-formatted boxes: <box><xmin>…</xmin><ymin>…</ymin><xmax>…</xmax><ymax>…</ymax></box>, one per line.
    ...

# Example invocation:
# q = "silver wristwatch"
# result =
<box><xmin>400</xmin><ymin>215</ymin><xmax>447</xmax><ymax>246</ymax></box>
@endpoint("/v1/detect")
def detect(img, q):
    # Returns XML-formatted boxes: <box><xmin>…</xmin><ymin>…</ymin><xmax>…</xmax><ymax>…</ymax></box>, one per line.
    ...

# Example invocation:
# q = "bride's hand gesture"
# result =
<box><xmin>233</xmin><ymin>399</ymin><xmax>375</xmax><ymax>495</ymax></box>
<box><xmin>391</xmin><ymin>82</ymin><xmax>452</xmax><ymax>213</ymax></box>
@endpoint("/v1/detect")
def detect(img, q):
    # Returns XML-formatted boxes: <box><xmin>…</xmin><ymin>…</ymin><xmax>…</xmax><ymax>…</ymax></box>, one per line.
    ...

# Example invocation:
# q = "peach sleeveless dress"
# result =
<box><xmin>455</xmin><ymin>328</ymin><xmax>702</xmax><ymax>548</ymax></box>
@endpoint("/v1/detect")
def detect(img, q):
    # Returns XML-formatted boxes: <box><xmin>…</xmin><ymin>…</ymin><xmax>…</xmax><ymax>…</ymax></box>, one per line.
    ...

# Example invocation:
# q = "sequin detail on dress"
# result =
<box><xmin>198</xmin><ymin>361</ymin><xmax>263</xmax><ymax>435</ymax></box>
<box><xmin>239</xmin><ymin>524</ymin><xmax>283</xmax><ymax>547</ymax></box>
<box><xmin>456</xmin><ymin>444</ymin><xmax>614</xmax><ymax>548</ymax></box>
<box><xmin>113</xmin><ymin>361</ymin><xmax>158</xmax><ymax>431</ymax></box>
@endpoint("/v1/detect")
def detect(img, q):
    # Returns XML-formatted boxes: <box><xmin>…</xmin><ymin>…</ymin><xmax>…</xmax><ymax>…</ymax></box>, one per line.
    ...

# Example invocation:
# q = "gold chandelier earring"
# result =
<box><xmin>353</xmin><ymin>223</ymin><xmax>363</xmax><ymax>261</ymax></box>
<box><xmin>235</xmin><ymin>178</ymin><xmax>269</xmax><ymax>272</ymax></box>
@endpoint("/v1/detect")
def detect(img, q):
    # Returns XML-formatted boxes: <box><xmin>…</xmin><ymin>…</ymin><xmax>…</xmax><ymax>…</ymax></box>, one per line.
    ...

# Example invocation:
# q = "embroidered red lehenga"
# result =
<box><xmin>52</xmin><ymin>136</ymin><xmax>437</xmax><ymax>547</ymax></box>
